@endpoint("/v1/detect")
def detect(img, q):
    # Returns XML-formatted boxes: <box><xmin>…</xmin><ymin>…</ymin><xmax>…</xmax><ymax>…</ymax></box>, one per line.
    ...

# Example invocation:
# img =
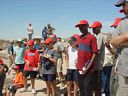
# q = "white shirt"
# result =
<box><xmin>67</xmin><ymin>46</ymin><xmax>78</xmax><ymax>69</ymax></box>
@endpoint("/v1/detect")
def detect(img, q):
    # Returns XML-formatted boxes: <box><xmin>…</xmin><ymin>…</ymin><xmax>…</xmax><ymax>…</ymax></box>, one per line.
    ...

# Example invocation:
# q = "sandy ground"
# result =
<box><xmin>0</xmin><ymin>49</ymin><xmax>67</xmax><ymax>96</ymax></box>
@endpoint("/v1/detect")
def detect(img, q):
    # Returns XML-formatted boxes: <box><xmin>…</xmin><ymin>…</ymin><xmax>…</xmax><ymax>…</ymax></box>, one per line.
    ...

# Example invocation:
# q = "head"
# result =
<box><xmin>16</xmin><ymin>39</ymin><xmax>22</xmax><ymax>47</ymax></box>
<box><xmin>90</xmin><ymin>21</ymin><xmax>102</xmax><ymax>35</ymax></box>
<box><xmin>33</xmin><ymin>36</ymin><xmax>41</xmax><ymax>44</ymax></box>
<box><xmin>27</xmin><ymin>40</ymin><xmax>34</xmax><ymax>50</ymax></box>
<box><xmin>75</xmin><ymin>20</ymin><xmax>89</xmax><ymax>34</ymax></box>
<box><xmin>68</xmin><ymin>36</ymin><xmax>77</xmax><ymax>46</ymax></box>
<box><xmin>115</xmin><ymin>0</ymin><xmax>128</xmax><ymax>16</ymax></box>
<box><xmin>44</xmin><ymin>38</ymin><xmax>54</xmax><ymax>49</ymax></box>
<box><xmin>29</xmin><ymin>23</ymin><xmax>32</xmax><ymax>26</ymax></box>
<box><xmin>57</xmin><ymin>37</ymin><xmax>61</xmax><ymax>42</ymax></box>
<box><xmin>13</xmin><ymin>66</ymin><xmax>20</xmax><ymax>73</ymax></box>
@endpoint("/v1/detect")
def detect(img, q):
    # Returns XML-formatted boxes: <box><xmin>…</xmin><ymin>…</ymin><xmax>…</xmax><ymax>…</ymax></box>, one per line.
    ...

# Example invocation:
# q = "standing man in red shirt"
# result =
<box><xmin>75</xmin><ymin>20</ymin><xmax>98</xmax><ymax>96</ymax></box>
<box><xmin>21</xmin><ymin>40</ymin><xmax>40</xmax><ymax>94</ymax></box>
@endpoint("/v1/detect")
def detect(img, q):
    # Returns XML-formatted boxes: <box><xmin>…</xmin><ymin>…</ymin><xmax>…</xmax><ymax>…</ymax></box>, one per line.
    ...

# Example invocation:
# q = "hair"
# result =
<box><xmin>68</xmin><ymin>36</ymin><xmax>77</xmax><ymax>46</ymax></box>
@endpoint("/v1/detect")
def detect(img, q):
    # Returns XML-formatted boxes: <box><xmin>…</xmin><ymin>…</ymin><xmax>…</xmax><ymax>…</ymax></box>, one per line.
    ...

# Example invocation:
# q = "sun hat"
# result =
<box><xmin>75</xmin><ymin>20</ymin><xmax>89</xmax><ymax>27</ymax></box>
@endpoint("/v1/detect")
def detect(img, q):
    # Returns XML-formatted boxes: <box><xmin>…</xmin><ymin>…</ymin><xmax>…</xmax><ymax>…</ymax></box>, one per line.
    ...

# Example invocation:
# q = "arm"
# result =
<box><xmin>110</xmin><ymin>32</ymin><xmax>128</xmax><ymax>46</ymax></box>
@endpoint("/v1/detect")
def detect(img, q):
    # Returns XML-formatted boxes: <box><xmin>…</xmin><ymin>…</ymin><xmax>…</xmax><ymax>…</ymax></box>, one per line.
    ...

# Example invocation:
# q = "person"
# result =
<box><xmin>42</xmin><ymin>26</ymin><xmax>48</xmax><ymax>41</ymax></box>
<box><xmin>109</xmin><ymin>17</ymin><xmax>122</xmax><ymax>96</ymax></box>
<box><xmin>0</xmin><ymin>58</ymin><xmax>8</xmax><ymax>96</ymax></box>
<box><xmin>110</xmin><ymin>0</ymin><xmax>128</xmax><ymax>96</ymax></box>
<box><xmin>27</xmin><ymin>23</ymin><xmax>33</xmax><ymax>40</ymax></box>
<box><xmin>7</xmin><ymin>40</ymin><xmax>14</xmax><ymax>72</ymax></box>
<box><xmin>40</xmin><ymin>38</ymin><xmax>58</xmax><ymax>96</ymax></box>
<box><xmin>75</xmin><ymin>20</ymin><xmax>98</xmax><ymax>96</ymax></box>
<box><xmin>13</xmin><ymin>39</ymin><xmax>26</xmax><ymax>72</ymax></box>
<box><xmin>66</xmin><ymin>36</ymin><xmax>79</xmax><ymax>96</ymax></box>
<box><xmin>53</xmin><ymin>37</ymin><xmax>65</xmax><ymax>87</ymax></box>
<box><xmin>90</xmin><ymin>21</ymin><xmax>105</xmax><ymax>96</ymax></box>
<box><xmin>21</xmin><ymin>40</ymin><xmax>40</xmax><ymax>94</ymax></box>
<box><xmin>47</xmin><ymin>24</ymin><xmax>55</xmax><ymax>36</ymax></box>
<box><xmin>5</xmin><ymin>66</ymin><xmax>24</xmax><ymax>96</ymax></box>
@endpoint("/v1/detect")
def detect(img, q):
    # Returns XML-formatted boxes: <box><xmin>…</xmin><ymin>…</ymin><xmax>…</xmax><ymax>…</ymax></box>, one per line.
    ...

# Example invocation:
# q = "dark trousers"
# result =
<box><xmin>15</xmin><ymin>64</ymin><xmax>24</xmax><ymax>72</ymax></box>
<box><xmin>102</xmin><ymin>66</ymin><xmax>112</xmax><ymax>96</ymax></box>
<box><xmin>0</xmin><ymin>74</ymin><xmax>6</xmax><ymax>96</ymax></box>
<box><xmin>78</xmin><ymin>70</ymin><xmax>102</xmax><ymax>96</ymax></box>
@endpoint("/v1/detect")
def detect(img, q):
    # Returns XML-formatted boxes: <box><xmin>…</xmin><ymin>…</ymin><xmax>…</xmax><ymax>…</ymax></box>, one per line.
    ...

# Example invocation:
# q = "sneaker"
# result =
<box><xmin>20</xmin><ymin>88</ymin><xmax>27</xmax><ymax>92</ymax></box>
<box><xmin>31</xmin><ymin>89</ymin><xmax>36</xmax><ymax>94</ymax></box>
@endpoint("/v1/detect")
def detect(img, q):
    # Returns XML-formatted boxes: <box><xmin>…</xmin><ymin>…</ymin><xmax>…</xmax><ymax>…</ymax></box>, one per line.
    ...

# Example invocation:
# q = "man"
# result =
<box><xmin>110</xmin><ymin>0</ymin><xmax>128</xmax><ymax>96</ymax></box>
<box><xmin>27</xmin><ymin>23</ymin><xmax>33</xmax><ymax>40</ymax></box>
<box><xmin>75</xmin><ymin>20</ymin><xmax>98</xmax><ymax>96</ymax></box>
<box><xmin>90</xmin><ymin>21</ymin><xmax>105</xmax><ymax>96</ymax></box>
<box><xmin>53</xmin><ymin>36</ymin><xmax>65</xmax><ymax>87</ymax></box>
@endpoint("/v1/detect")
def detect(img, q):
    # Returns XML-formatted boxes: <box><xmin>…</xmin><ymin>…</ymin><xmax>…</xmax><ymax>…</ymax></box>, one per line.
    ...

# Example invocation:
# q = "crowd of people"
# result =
<box><xmin>0</xmin><ymin>0</ymin><xmax>128</xmax><ymax>96</ymax></box>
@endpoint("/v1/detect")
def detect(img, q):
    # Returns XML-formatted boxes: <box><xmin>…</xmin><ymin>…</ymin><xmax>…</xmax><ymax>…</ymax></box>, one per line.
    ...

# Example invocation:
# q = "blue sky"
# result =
<box><xmin>0</xmin><ymin>0</ymin><xmax>124</xmax><ymax>40</ymax></box>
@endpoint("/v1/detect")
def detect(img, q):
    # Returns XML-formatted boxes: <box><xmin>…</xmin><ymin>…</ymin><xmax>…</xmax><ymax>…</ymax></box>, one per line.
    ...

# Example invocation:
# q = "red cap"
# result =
<box><xmin>13</xmin><ymin>66</ymin><xmax>20</xmax><ymax>70</ymax></box>
<box><xmin>111</xmin><ymin>17</ymin><xmax>122</xmax><ymax>27</ymax></box>
<box><xmin>75</xmin><ymin>20</ymin><xmax>89</xmax><ymax>27</ymax></box>
<box><xmin>0</xmin><ymin>58</ymin><xmax>3</xmax><ymax>65</ymax></box>
<box><xmin>90</xmin><ymin>21</ymin><xmax>102</xmax><ymax>28</ymax></box>
<box><xmin>73</xmin><ymin>34</ymin><xmax>80</xmax><ymax>40</ymax></box>
<box><xmin>44</xmin><ymin>38</ymin><xmax>53</xmax><ymax>45</ymax></box>
<box><xmin>27</xmin><ymin>40</ymin><xmax>34</xmax><ymax>45</ymax></box>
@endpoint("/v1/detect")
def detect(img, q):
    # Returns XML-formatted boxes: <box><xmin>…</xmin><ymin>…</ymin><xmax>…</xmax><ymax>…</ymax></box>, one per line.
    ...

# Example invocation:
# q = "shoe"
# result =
<box><xmin>31</xmin><ymin>89</ymin><xmax>36</xmax><ymax>94</ymax></box>
<box><xmin>20</xmin><ymin>88</ymin><xmax>27</xmax><ymax>92</ymax></box>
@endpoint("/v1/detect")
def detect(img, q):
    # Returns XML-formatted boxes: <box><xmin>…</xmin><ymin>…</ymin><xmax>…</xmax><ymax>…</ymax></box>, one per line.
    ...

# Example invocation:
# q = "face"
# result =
<box><xmin>28</xmin><ymin>45</ymin><xmax>34</xmax><ymax>50</ymax></box>
<box><xmin>46</xmin><ymin>43</ymin><xmax>53</xmax><ymax>49</ymax></box>
<box><xmin>78</xmin><ymin>25</ymin><xmax>88</xmax><ymax>33</ymax></box>
<box><xmin>92</xmin><ymin>27</ymin><xmax>101</xmax><ymax>35</ymax></box>
<box><xmin>35</xmin><ymin>39</ymin><xmax>40</xmax><ymax>44</ymax></box>
<box><xmin>17</xmin><ymin>41</ymin><xmax>22</xmax><ymax>46</ymax></box>
<box><xmin>123</xmin><ymin>3</ymin><xmax>128</xmax><ymax>16</ymax></box>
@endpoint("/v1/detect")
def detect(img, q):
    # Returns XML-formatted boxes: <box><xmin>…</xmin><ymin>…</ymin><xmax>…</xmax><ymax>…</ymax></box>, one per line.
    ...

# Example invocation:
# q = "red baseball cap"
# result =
<box><xmin>73</xmin><ymin>34</ymin><xmax>80</xmax><ymax>40</ymax></box>
<box><xmin>27</xmin><ymin>40</ymin><xmax>34</xmax><ymax>46</ymax></box>
<box><xmin>75</xmin><ymin>20</ymin><xmax>89</xmax><ymax>27</ymax></box>
<box><xmin>44</xmin><ymin>38</ymin><xmax>53</xmax><ymax>45</ymax></box>
<box><xmin>13</xmin><ymin>66</ymin><xmax>20</xmax><ymax>70</ymax></box>
<box><xmin>111</xmin><ymin>17</ymin><xmax>122</xmax><ymax>27</ymax></box>
<box><xmin>0</xmin><ymin>58</ymin><xmax>3</xmax><ymax>65</ymax></box>
<box><xmin>90</xmin><ymin>21</ymin><xmax>102</xmax><ymax>28</ymax></box>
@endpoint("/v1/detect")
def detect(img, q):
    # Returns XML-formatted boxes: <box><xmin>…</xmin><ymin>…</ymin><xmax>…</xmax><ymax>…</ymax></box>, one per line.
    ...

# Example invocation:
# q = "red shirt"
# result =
<box><xmin>24</xmin><ymin>49</ymin><xmax>40</xmax><ymax>71</ymax></box>
<box><xmin>76</xmin><ymin>33</ymin><xmax>98</xmax><ymax>71</ymax></box>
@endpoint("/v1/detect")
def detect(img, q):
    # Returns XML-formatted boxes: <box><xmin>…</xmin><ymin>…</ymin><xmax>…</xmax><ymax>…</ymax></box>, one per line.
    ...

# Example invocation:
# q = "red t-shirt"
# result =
<box><xmin>76</xmin><ymin>33</ymin><xmax>98</xmax><ymax>71</ymax></box>
<box><xmin>24</xmin><ymin>49</ymin><xmax>40</xmax><ymax>71</ymax></box>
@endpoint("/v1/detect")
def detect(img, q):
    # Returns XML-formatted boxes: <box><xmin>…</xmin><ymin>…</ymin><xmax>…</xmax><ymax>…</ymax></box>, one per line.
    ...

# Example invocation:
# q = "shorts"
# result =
<box><xmin>15</xmin><ymin>64</ymin><xmax>24</xmax><ymax>72</ymax></box>
<box><xmin>57</xmin><ymin>58</ymin><xmax>63</xmax><ymax>72</ymax></box>
<box><xmin>66</xmin><ymin>69</ymin><xmax>78</xmax><ymax>81</ymax></box>
<box><xmin>23</xmin><ymin>71</ymin><xmax>37</xmax><ymax>78</ymax></box>
<box><xmin>42</xmin><ymin>74</ymin><xmax>56</xmax><ymax>81</ymax></box>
